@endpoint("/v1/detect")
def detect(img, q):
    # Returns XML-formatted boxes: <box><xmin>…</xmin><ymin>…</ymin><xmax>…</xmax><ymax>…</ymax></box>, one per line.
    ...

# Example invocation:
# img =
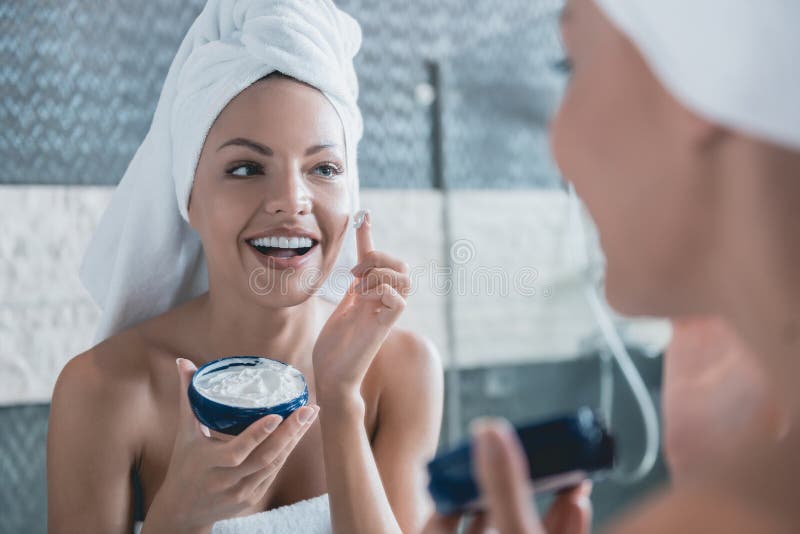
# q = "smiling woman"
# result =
<box><xmin>46</xmin><ymin>2</ymin><xmax>443</xmax><ymax>534</ymax></box>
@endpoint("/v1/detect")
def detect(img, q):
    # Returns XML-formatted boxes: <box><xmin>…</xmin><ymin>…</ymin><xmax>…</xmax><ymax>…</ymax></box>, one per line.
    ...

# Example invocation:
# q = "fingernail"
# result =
<box><xmin>264</xmin><ymin>416</ymin><xmax>281</xmax><ymax>433</ymax></box>
<box><xmin>297</xmin><ymin>406</ymin><xmax>315</xmax><ymax>424</ymax></box>
<box><xmin>175</xmin><ymin>357</ymin><xmax>183</xmax><ymax>368</ymax></box>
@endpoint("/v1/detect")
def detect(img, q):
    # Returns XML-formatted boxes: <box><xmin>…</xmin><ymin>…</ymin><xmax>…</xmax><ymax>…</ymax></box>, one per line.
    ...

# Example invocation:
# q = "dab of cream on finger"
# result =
<box><xmin>352</xmin><ymin>209</ymin><xmax>369</xmax><ymax>229</ymax></box>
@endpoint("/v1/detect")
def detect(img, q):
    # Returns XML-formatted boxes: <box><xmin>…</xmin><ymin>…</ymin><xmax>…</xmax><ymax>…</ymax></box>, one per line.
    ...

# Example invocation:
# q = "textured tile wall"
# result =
<box><xmin>0</xmin><ymin>403</ymin><xmax>50</xmax><ymax>534</ymax></box>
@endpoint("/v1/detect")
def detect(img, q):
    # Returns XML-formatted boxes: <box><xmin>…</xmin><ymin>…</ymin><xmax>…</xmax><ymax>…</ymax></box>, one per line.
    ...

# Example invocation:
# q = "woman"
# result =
<box><xmin>426</xmin><ymin>0</ymin><xmax>800</xmax><ymax>532</ymax></box>
<box><xmin>47</xmin><ymin>2</ymin><xmax>442</xmax><ymax>533</ymax></box>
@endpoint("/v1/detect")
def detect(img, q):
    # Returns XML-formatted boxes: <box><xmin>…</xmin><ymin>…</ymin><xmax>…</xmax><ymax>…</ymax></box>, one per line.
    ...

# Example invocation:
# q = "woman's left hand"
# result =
<box><xmin>312</xmin><ymin>210</ymin><xmax>412</xmax><ymax>401</ymax></box>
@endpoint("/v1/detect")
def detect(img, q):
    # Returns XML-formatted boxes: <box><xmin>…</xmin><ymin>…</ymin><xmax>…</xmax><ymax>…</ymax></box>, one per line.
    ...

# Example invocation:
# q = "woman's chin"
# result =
<box><xmin>248</xmin><ymin>286</ymin><xmax>319</xmax><ymax>308</ymax></box>
<box><xmin>245</xmin><ymin>265</ymin><xmax>327</xmax><ymax>307</ymax></box>
<box><xmin>605</xmin><ymin>274</ymin><xmax>691</xmax><ymax>319</ymax></box>
<box><xmin>604</xmin><ymin>271</ymin><xmax>663</xmax><ymax>318</ymax></box>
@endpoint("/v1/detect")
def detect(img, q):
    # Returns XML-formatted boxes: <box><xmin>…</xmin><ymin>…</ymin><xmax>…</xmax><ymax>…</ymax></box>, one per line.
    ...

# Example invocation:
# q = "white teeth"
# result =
<box><xmin>248</xmin><ymin>236</ymin><xmax>316</xmax><ymax>249</ymax></box>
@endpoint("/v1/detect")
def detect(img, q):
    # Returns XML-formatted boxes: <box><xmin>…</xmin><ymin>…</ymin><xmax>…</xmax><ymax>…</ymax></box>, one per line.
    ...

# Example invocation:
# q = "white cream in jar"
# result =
<box><xmin>194</xmin><ymin>358</ymin><xmax>306</xmax><ymax>408</ymax></box>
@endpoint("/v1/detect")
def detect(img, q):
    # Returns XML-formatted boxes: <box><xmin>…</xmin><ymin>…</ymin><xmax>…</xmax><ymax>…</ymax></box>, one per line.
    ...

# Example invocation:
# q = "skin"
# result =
<box><xmin>425</xmin><ymin>0</ymin><xmax>800</xmax><ymax>532</ymax></box>
<box><xmin>47</xmin><ymin>74</ymin><xmax>444</xmax><ymax>534</ymax></box>
<box><xmin>662</xmin><ymin>316</ymin><xmax>787</xmax><ymax>486</ymax></box>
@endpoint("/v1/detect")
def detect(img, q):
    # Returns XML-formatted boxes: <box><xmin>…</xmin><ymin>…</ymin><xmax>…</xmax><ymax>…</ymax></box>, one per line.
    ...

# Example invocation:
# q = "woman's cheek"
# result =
<box><xmin>313</xmin><ymin>185</ymin><xmax>350</xmax><ymax>262</ymax></box>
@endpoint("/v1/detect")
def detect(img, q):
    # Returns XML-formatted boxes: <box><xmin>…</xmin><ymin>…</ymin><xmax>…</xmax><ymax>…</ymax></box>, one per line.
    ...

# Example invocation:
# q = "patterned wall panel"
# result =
<box><xmin>1</xmin><ymin>0</ymin><xmax>566</xmax><ymax>188</ymax></box>
<box><xmin>0</xmin><ymin>404</ymin><xmax>49</xmax><ymax>534</ymax></box>
<box><xmin>441</xmin><ymin>6</ymin><xmax>568</xmax><ymax>188</ymax></box>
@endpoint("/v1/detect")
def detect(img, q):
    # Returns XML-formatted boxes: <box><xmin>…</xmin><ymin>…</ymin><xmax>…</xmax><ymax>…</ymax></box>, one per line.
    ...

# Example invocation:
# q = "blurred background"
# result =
<box><xmin>0</xmin><ymin>0</ymin><xmax>671</xmax><ymax>532</ymax></box>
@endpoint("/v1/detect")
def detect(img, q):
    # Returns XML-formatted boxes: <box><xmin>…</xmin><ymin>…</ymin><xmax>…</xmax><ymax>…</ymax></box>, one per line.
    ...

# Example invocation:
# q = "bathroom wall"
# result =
<box><xmin>0</xmin><ymin>1</ymin><xmax>669</xmax><ymax>532</ymax></box>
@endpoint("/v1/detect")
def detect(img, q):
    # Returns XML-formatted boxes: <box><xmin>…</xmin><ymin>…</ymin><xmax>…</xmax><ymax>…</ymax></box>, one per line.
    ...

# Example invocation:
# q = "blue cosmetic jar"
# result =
<box><xmin>188</xmin><ymin>356</ymin><xmax>308</xmax><ymax>436</ymax></box>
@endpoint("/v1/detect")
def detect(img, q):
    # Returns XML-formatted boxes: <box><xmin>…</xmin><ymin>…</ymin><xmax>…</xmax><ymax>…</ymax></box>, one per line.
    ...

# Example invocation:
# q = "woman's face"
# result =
<box><xmin>550</xmin><ymin>0</ymin><xmax>723</xmax><ymax>317</ymax></box>
<box><xmin>188</xmin><ymin>75</ymin><xmax>350</xmax><ymax>307</ymax></box>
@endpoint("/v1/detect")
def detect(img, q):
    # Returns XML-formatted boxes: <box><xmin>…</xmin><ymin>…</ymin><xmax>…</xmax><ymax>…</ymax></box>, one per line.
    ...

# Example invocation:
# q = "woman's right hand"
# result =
<box><xmin>141</xmin><ymin>358</ymin><xmax>319</xmax><ymax>534</ymax></box>
<box><xmin>421</xmin><ymin>418</ymin><xmax>592</xmax><ymax>534</ymax></box>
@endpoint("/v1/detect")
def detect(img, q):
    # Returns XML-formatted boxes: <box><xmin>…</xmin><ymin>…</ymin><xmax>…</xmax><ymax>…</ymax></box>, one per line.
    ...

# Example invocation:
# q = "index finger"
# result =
<box><xmin>544</xmin><ymin>481</ymin><xmax>593</xmax><ymax>534</ymax></box>
<box><xmin>353</xmin><ymin>209</ymin><xmax>374</xmax><ymax>263</ymax></box>
<box><xmin>472</xmin><ymin>418</ymin><xmax>545</xmax><ymax>534</ymax></box>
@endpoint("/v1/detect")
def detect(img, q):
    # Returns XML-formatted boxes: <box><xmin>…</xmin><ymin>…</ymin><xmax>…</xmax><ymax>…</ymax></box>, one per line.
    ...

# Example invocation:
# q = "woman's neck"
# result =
<box><xmin>717</xmin><ymin>143</ymin><xmax>800</xmax><ymax>417</ymax></box>
<box><xmin>193</xmin><ymin>289</ymin><xmax>329</xmax><ymax>369</ymax></box>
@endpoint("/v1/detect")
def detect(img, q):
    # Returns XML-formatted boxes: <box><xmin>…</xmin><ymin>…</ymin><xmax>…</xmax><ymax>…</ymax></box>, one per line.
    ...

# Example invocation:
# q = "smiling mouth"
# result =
<box><xmin>247</xmin><ymin>237</ymin><xmax>318</xmax><ymax>258</ymax></box>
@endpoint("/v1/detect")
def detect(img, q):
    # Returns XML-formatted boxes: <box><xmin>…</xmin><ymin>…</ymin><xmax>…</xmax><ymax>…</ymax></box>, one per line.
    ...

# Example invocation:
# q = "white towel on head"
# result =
<box><xmin>594</xmin><ymin>0</ymin><xmax>800</xmax><ymax>151</ymax></box>
<box><xmin>79</xmin><ymin>0</ymin><xmax>364</xmax><ymax>345</ymax></box>
<box><xmin>132</xmin><ymin>493</ymin><xmax>331</xmax><ymax>534</ymax></box>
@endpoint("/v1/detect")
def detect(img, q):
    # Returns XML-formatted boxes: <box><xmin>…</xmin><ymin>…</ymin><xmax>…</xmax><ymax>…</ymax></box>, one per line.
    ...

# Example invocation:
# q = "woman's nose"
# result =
<box><xmin>262</xmin><ymin>168</ymin><xmax>312</xmax><ymax>215</ymax></box>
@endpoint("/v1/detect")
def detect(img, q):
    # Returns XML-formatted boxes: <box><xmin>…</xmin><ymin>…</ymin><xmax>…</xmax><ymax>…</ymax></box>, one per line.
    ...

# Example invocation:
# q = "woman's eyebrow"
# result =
<box><xmin>216</xmin><ymin>138</ymin><xmax>342</xmax><ymax>157</ymax></box>
<box><xmin>217</xmin><ymin>137</ymin><xmax>273</xmax><ymax>155</ymax></box>
<box><xmin>305</xmin><ymin>142</ymin><xmax>342</xmax><ymax>156</ymax></box>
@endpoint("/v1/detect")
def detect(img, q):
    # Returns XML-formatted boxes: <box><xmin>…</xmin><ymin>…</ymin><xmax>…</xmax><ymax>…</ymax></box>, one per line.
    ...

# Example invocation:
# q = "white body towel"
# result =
<box><xmin>133</xmin><ymin>493</ymin><xmax>331</xmax><ymax>534</ymax></box>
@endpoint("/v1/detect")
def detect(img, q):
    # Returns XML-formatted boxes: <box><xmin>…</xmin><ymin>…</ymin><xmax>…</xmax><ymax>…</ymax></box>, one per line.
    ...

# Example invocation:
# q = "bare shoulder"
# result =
<box><xmin>606</xmin><ymin>484</ymin><xmax>793</xmax><ymax>534</ymax></box>
<box><xmin>361</xmin><ymin>328</ymin><xmax>444</xmax><ymax>416</ymax></box>
<box><xmin>54</xmin><ymin>291</ymin><xmax>204</xmax><ymax>410</ymax></box>
<box><xmin>48</xmin><ymin>327</ymin><xmax>156</xmax><ymax>530</ymax></box>
<box><xmin>62</xmin><ymin>328</ymin><xmax>151</xmax><ymax>383</ymax></box>
<box><xmin>373</xmin><ymin>327</ymin><xmax>443</xmax><ymax>390</ymax></box>
<box><xmin>51</xmin><ymin>327</ymin><xmax>153</xmax><ymax>438</ymax></box>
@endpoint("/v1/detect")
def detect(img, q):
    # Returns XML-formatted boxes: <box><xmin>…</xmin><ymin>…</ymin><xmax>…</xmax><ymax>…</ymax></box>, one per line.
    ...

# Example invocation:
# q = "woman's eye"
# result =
<box><xmin>226</xmin><ymin>163</ymin><xmax>262</xmax><ymax>177</ymax></box>
<box><xmin>313</xmin><ymin>163</ymin><xmax>343</xmax><ymax>179</ymax></box>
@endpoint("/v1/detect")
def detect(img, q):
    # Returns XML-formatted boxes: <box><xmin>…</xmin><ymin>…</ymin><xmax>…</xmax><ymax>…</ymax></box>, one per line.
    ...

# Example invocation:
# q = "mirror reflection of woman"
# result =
<box><xmin>46</xmin><ymin>2</ymin><xmax>443</xmax><ymax>533</ymax></box>
<box><xmin>425</xmin><ymin>0</ymin><xmax>800</xmax><ymax>532</ymax></box>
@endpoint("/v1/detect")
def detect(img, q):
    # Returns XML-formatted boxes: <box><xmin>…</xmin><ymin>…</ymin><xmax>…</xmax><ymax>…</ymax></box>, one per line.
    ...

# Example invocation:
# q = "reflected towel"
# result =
<box><xmin>595</xmin><ymin>0</ymin><xmax>800</xmax><ymax>151</ymax></box>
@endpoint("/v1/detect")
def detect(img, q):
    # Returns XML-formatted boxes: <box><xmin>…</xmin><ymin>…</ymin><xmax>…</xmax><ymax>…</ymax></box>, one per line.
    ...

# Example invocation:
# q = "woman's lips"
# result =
<box><xmin>246</xmin><ymin>241</ymin><xmax>319</xmax><ymax>271</ymax></box>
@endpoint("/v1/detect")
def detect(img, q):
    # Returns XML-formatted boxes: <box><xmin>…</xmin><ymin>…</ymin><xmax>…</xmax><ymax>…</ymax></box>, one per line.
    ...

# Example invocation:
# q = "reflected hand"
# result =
<box><xmin>421</xmin><ymin>418</ymin><xmax>592</xmax><ymax>534</ymax></box>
